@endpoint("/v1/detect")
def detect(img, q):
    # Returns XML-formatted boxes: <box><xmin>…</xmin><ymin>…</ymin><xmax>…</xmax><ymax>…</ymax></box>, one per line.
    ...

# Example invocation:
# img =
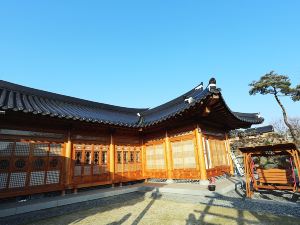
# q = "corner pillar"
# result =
<box><xmin>195</xmin><ymin>126</ymin><xmax>207</xmax><ymax>181</ymax></box>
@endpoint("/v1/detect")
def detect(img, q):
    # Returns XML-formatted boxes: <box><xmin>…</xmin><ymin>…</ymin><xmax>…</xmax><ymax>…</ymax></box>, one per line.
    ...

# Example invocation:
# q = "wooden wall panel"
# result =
<box><xmin>169</xmin><ymin>134</ymin><xmax>200</xmax><ymax>179</ymax></box>
<box><xmin>72</xmin><ymin>143</ymin><xmax>111</xmax><ymax>187</ymax></box>
<box><xmin>202</xmin><ymin>134</ymin><xmax>231</xmax><ymax>178</ymax></box>
<box><xmin>113</xmin><ymin>134</ymin><xmax>143</xmax><ymax>182</ymax></box>
<box><xmin>0</xmin><ymin>139</ymin><xmax>65</xmax><ymax>199</ymax></box>
<box><xmin>144</xmin><ymin>140</ymin><xmax>168</xmax><ymax>179</ymax></box>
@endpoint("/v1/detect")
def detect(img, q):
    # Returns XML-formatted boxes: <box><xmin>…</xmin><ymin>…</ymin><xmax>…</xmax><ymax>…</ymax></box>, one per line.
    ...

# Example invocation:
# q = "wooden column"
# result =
<box><xmin>165</xmin><ymin>131</ymin><xmax>173</xmax><ymax>179</ymax></box>
<box><xmin>225</xmin><ymin>134</ymin><xmax>234</xmax><ymax>175</ymax></box>
<box><xmin>244</xmin><ymin>153</ymin><xmax>252</xmax><ymax>198</ymax></box>
<box><xmin>109</xmin><ymin>133</ymin><xmax>115</xmax><ymax>184</ymax></box>
<box><xmin>141</xmin><ymin>138</ymin><xmax>146</xmax><ymax>179</ymax></box>
<box><xmin>195</xmin><ymin>126</ymin><xmax>207</xmax><ymax>181</ymax></box>
<box><xmin>65</xmin><ymin>129</ymin><xmax>72</xmax><ymax>188</ymax></box>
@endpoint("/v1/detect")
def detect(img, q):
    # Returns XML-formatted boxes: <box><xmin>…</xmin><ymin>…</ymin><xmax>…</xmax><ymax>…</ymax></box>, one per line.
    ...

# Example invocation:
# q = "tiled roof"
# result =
<box><xmin>0</xmin><ymin>79</ymin><xmax>264</xmax><ymax>128</ymax></box>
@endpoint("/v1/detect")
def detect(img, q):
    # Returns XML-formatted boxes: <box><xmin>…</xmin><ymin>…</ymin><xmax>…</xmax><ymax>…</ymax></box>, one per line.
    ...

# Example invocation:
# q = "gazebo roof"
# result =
<box><xmin>239</xmin><ymin>143</ymin><xmax>297</xmax><ymax>153</ymax></box>
<box><xmin>0</xmin><ymin>79</ymin><xmax>263</xmax><ymax>129</ymax></box>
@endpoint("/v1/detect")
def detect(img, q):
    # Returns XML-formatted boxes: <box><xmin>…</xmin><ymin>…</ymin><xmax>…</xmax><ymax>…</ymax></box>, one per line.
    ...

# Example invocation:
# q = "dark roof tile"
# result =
<box><xmin>0</xmin><ymin>79</ymin><xmax>264</xmax><ymax>128</ymax></box>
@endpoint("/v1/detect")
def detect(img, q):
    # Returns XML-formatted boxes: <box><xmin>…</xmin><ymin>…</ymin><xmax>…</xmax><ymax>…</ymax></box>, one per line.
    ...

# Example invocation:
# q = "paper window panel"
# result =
<box><xmin>0</xmin><ymin>142</ymin><xmax>14</xmax><ymax>156</ymax></box>
<box><xmin>171</xmin><ymin>142</ymin><xmax>183</xmax><ymax>169</ymax></box>
<box><xmin>0</xmin><ymin>173</ymin><xmax>8</xmax><ymax>189</ymax></box>
<box><xmin>84</xmin><ymin>166</ymin><xmax>91</xmax><ymax>175</ymax></box>
<box><xmin>146</xmin><ymin>159</ymin><xmax>152</xmax><ymax>169</ymax></box>
<box><xmin>146</xmin><ymin>147</ymin><xmax>153</xmax><ymax>169</ymax></box>
<box><xmin>74</xmin><ymin>166</ymin><xmax>82</xmax><ymax>176</ymax></box>
<box><xmin>30</xmin><ymin>171</ymin><xmax>45</xmax><ymax>186</ymax></box>
<box><xmin>49</xmin><ymin>144</ymin><xmax>62</xmax><ymax>156</ymax></box>
<box><xmin>15</xmin><ymin>142</ymin><xmax>30</xmax><ymax>156</ymax></box>
<box><xmin>46</xmin><ymin>170</ymin><xmax>60</xmax><ymax>184</ymax></box>
<box><xmin>156</xmin><ymin>145</ymin><xmax>164</xmax><ymax>156</ymax></box>
<box><xmin>33</xmin><ymin>144</ymin><xmax>48</xmax><ymax>156</ymax></box>
<box><xmin>146</xmin><ymin>146</ymin><xmax>154</xmax><ymax>156</ymax></box>
<box><xmin>184</xmin><ymin>157</ymin><xmax>196</xmax><ymax>168</ymax></box>
<box><xmin>156</xmin><ymin>145</ymin><xmax>165</xmax><ymax>169</ymax></box>
<box><xmin>157</xmin><ymin>159</ymin><xmax>165</xmax><ymax>169</ymax></box>
<box><xmin>182</xmin><ymin>140</ymin><xmax>196</xmax><ymax>168</ymax></box>
<box><xmin>9</xmin><ymin>172</ymin><xmax>27</xmax><ymax>188</ymax></box>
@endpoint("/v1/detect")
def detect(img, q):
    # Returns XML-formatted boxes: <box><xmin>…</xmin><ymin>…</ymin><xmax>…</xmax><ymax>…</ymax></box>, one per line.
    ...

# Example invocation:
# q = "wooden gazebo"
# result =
<box><xmin>240</xmin><ymin>143</ymin><xmax>300</xmax><ymax>198</ymax></box>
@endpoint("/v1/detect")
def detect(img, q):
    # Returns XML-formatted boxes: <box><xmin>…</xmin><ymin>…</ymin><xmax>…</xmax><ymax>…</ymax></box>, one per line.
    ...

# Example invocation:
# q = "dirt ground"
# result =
<box><xmin>25</xmin><ymin>195</ymin><xmax>299</xmax><ymax>225</ymax></box>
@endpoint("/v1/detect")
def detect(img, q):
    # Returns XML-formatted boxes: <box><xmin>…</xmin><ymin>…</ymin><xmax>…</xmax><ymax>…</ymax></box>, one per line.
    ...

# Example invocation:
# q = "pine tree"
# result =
<box><xmin>249</xmin><ymin>71</ymin><xmax>300</xmax><ymax>147</ymax></box>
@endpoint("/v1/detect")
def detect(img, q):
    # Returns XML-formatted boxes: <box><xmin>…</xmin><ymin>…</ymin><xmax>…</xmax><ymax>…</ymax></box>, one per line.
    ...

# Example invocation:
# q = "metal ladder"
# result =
<box><xmin>230</xmin><ymin>151</ymin><xmax>245</xmax><ymax>176</ymax></box>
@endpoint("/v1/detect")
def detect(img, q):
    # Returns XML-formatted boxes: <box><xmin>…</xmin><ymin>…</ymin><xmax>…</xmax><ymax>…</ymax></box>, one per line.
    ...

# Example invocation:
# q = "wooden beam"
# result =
<box><xmin>195</xmin><ymin>125</ymin><xmax>207</xmax><ymax>181</ymax></box>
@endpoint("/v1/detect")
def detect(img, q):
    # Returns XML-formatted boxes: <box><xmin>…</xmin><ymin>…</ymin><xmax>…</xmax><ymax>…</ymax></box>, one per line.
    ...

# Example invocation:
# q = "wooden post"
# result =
<box><xmin>225</xmin><ymin>134</ymin><xmax>234</xmax><ymax>175</ymax></box>
<box><xmin>165</xmin><ymin>131</ymin><xmax>173</xmax><ymax>180</ymax></box>
<box><xmin>65</xmin><ymin>129</ymin><xmax>72</xmax><ymax>188</ymax></box>
<box><xmin>109</xmin><ymin>133</ymin><xmax>115</xmax><ymax>184</ymax></box>
<box><xmin>141</xmin><ymin>138</ymin><xmax>146</xmax><ymax>178</ymax></box>
<box><xmin>193</xmin><ymin>130</ymin><xmax>201</xmax><ymax>176</ymax></box>
<box><xmin>195</xmin><ymin>126</ymin><xmax>207</xmax><ymax>181</ymax></box>
<box><xmin>244</xmin><ymin>153</ymin><xmax>252</xmax><ymax>198</ymax></box>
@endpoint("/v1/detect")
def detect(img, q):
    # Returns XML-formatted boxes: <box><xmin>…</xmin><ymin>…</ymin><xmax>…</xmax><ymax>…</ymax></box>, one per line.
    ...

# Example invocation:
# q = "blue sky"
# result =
<box><xmin>0</xmin><ymin>1</ymin><xmax>299</xmax><ymax>126</ymax></box>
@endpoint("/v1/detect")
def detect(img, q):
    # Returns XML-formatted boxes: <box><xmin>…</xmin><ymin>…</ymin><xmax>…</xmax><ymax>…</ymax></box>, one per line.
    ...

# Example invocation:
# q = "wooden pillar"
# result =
<box><xmin>65</xmin><ymin>129</ymin><xmax>72</xmax><ymax>188</ymax></box>
<box><xmin>165</xmin><ymin>131</ymin><xmax>173</xmax><ymax>180</ymax></box>
<box><xmin>225</xmin><ymin>134</ymin><xmax>234</xmax><ymax>175</ymax></box>
<box><xmin>141</xmin><ymin>138</ymin><xmax>146</xmax><ymax>178</ymax></box>
<box><xmin>244</xmin><ymin>153</ymin><xmax>251</xmax><ymax>198</ymax></box>
<box><xmin>195</xmin><ymin>126</ymin><xmax>207</xmax><ymax>181</ymax></box>
<box><xmin>109</xmin><ymin>133</ymin><xmax>115</xmax><ymax>184</ymax></box>
<box><xmin>193</xmin><ymin>130</ymin><xmax>201</xmax><ymax>175</ymax></box>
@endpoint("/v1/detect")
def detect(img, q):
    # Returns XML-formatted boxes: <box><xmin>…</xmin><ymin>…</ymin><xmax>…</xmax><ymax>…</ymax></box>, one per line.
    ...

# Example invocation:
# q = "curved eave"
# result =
<box><xmin>141</xmin><ymin>90</ymin><xmax>264</xmax><ymax>129</ymax></box>
<box><xmin>0</xmin><ymin>80</ymin><xmax>264</xmax><ymax>130</ymax></box>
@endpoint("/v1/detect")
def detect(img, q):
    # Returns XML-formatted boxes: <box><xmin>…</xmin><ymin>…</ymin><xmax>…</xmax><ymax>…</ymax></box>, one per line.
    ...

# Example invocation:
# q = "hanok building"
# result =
<box><xmin>0</xmin><ymin>79</ymin><xmax>263</xmax><ymax>198</ymax></box>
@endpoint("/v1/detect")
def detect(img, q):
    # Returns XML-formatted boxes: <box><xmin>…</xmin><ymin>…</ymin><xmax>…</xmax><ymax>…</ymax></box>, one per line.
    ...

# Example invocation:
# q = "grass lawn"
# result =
<box><xmin>26</xmin><ymin>197</ymin><xmax>299</xmax><ymax>225</ymax></box>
